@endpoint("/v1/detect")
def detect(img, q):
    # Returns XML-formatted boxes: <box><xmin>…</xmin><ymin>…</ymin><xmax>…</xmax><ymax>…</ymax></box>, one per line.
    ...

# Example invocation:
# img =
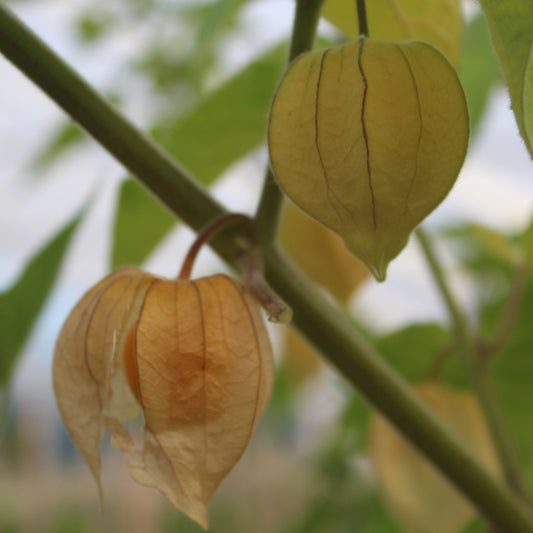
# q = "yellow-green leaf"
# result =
<box><xmin>279</xmin><ymin>202</ymin><xmax>369</xmax><ymax>304</ymax></box>
<box><xmin>112</xmin><ymin>179</ymin><xmax>176</xmax><ymax>268</ymax></box>
<box><xmin>322</xmin><ymin>0</ymin><xmax>462</xmax><ymax>65</ymax></box>
<box><xmin>269</xmin><ymin>38</ymin><xmax>469</xmax><ymax>281</ymax></box>
<box><xmin>370</xmin><ymin>383</ymin><xmax>501</xmax><ymax>533</ymax></box>
<box><xmin>0</xmin><ymin>212</ymin><xmax>82</xmax><ymax>387</ymax></box>
<box><xmin>524</xmin><ymin>46</ymin><xmax>533</xmax><ymax>154</ymax></box>
<box><xmin>479</xmin><ymin>0</ymin><xmax>533</xmax><ymax>158</ymax></box>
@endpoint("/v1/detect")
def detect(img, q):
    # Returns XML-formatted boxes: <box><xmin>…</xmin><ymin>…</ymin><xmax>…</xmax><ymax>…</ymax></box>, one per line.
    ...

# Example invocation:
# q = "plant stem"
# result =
<box><xmin>416</xmin><ymin>227</ymin><xmax>532</xmax><ymax>506</ymax></box>
<box><xmin>2</xmin><ymin>4</ymin><xmax>533</xmax><ymax>531</ymax></box>
<box><xmin>478</xmin><ymin>264</ymin><xmax>529</xmax><ymax>359</ymax></box>
<box><xmin>254</xmin><ymin>0</ymin><xmax>325</xmax><ymax>246</ymax></box>
<box><xmin>177</xmin><ymin>214</ymin><xmax>252</xmax><ymax>280</ymax></box>
<box><xmin>356</xmin><ymin>0</ymin><xmax>369</xmax><ymax>36</ymax></box>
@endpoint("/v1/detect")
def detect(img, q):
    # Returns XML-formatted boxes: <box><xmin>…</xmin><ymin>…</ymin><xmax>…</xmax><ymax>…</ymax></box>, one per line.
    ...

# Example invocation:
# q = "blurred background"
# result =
<box><xmin>1</xmin><ymin>0</ymin><xmax>533</xmax><ymax>531</ymax></box>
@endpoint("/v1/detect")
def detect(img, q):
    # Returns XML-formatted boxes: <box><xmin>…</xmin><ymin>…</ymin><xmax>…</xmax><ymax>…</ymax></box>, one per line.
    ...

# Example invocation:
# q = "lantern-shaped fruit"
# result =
<box><xmin>269</xmin><ymin>37</ymin><xmax>469</xmax><ymax>280</ymax></box>
<box><xmin>53</xmin><ymin>227</ymin><xmax>274</xmax><ymax>528</ymax></box>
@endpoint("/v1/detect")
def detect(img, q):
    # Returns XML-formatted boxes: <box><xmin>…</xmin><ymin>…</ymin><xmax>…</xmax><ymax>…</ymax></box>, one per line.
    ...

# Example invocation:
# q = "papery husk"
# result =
<box><xmin>128</xmin><ymin>274</ymin><xmax>274</xmax><ymax>528</ymax></box>
<box><xmin>53</xmin><ymin>267</ymin><xmax>156</xmax><ymax>500</ymax></box>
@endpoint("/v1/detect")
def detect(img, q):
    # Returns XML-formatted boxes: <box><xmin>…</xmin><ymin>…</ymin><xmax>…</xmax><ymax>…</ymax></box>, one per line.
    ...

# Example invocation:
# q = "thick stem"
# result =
<box><xmin>254</xmin><ymin>0</ymin><xmax>325</xmax><ymax>246</ymax></box>
<box><xmin>416</xmin><ymin>227</ymin><xmax>532</xmax><ymax>506</ymax></box>
<box><xmin>2</xmin><ymin>4</ymin><xmax>533</xmax><ymax>531</ymax></box>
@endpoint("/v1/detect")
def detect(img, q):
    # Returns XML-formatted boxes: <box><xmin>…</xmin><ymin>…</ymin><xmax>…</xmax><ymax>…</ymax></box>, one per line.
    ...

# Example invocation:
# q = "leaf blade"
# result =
<box><xmin>0</xmin><ymin>213</ymin><xmax>83</xmax><ymax>386</ymax></box>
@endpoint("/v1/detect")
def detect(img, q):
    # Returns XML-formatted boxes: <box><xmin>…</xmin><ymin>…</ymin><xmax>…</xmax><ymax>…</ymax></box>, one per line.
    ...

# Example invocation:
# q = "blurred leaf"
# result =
<box><xmin>111</xmin><ymin>179</ymin><xmax>176</xmax><ymax>268</ymax></box>
<box><xmin>136</xmin><ymin>0</ymin><xmax>249</xmax><ymax>97</ymax></box>
<box><xmin>524</xmin><ymin>49</ymin><xmax>533</xmax><ymax>157</ymax></box>
<box><xmin>468</xmin><ymin>223</ymin><xmax>524</xmax><ymax>267</ymax></box>
<box><xmin>281</xmin><ymin>327</ymin><xmax>323</xmax><ymax>384</ymax></box>
<box><xmin>370</xmin><ymin>383</ymin><xmax>501</xmax><ymax>533</ymax></box>
<box><xmin>374</xmin><ymin>323</ymin><xmax>466</xmax><ymax>386</ymax></box>
<box><xmin>151</xmin><ymin>44</ymin><xmax>286</xmax><ymax>183</ymax></box>
<box><xmin>460</xmin><ymin>518</ymin><xmax>489</xmax><ymax>533</ymax></box>
<box><xmin>481</xmin><ymin>278</ymin><xmax>533</xmax><ymax>489</ymax></box>
<box><xmin>76</xmin><ymin>12</ymin><xmax>114</xmax><ymax>42</ymax></box>
<box><xmin>322</xmin><ymin>0</ymin><xmax>463</xmax><ymax>65</ymax></box>
<box><xmin>33</xmin><ymin>122</ymin><xmax>85</xmax><ymax>170</ymax></box>
<box><xmin>280</xmin><ymin>202</ymin><xmax>369</xmax><ymax>305</ymax></box>
<box><xmin>479</xmin><ymin>0</ymin><xmax>533</xmax><ymax>157</ymax></box>
<box><xmin>458</xmin><ymin>12</ymin><xmax>502</xmax><ymax>137</ymax></box>
<box><xmin>0</xmin><ymin>213</ymin><xmax>82</xmax><ymax>386</ymax></box>
<box><xmin>519</xmin><ymin>215</ymin><xmax>533</xmax><ymax>267</ymax></box>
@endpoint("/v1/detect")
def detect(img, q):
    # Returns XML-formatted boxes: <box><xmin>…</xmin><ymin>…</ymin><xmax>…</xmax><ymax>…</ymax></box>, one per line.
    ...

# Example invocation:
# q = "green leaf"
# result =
<box><xmin>151</xmin><ymin>44</ymin><xmax>286</xmax><ymax>184</ymax></box>
<box><xmin>375</xmin><ymin>323</ymin><xmax>460</xmax><ymax>384</ymax></box>
<box><xmin>480</xmin><ymin>277</ymin><xmax>533</xmax><ymax>489</ymax></box>
<box><xmin>524</xmin><ymin>46</ymin><xmax>533</xmax><ymax>153</ymax></box>
<box><xmin>0</xmin><ymin>214</ymin><xmax>82</xmax><ymax>386</ymax></box>
<box><xmin>479</xmin><ymin>0</ymin><xmax>533</xmax><ymax>157</ymax></box>
<box><xmin>32</xmin><ymin>121</ymin><xmax>85</xmax><ymax>169</ymax></box>
<box><xmin>458</xmin><ymin>12</ymin><xmax>502</xmax><ymax>137</ymax></box>
<box><xmin>322</xmin><ymin>0</ymin><xmax>463</xmax><ymax>65</ymax></box>
<box><xmin>468</xmin><ymin>223</ymin><xmax>524</xmax><ymax>267</ymax></box>
<box><xmin>111</xmin><ymin>179</ymin><xmax>176</xmax><ymax>268</ymax></box>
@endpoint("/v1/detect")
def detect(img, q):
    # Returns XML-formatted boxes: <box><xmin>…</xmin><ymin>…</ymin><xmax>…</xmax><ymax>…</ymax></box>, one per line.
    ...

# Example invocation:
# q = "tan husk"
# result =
<box><xmin>53</xmin><ymin>267</ymin><xmax>153</xmax><ymax>500</ymax></box>
<box><xmin>130</xmin><ymin>274</ymin><xmax>273</xmax><ymax>528</ymax></box>
<box><xmin>53</xmin><ymin>269</ymin><xmax>274</xmax><ymax>529</ymax></box>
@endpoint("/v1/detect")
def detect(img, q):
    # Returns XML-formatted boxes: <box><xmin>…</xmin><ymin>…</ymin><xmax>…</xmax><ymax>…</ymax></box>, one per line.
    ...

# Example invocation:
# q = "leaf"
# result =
<box><xmin>480</xmin><ymin>279</ymin><xmax>533</xmax><ymax>489</ymax></box>
<box><xmin>268</xmin><ymin>38</ymin><xmax>469</xmax><ymax>280</ymax></box>
<box><xmin>370</xmin><ymin>383</ymin><xmax>501</xmax><ymax>533</ymax></box>
<box><xmin>0</xmin><ymin>213</ymin><xmax>82</xmax><ymax>386</ymax></box>
<box><xmin>322</xmin><ymin>0</ymin><xmax>463</xmax><ymax>65</ymax></box>
<box><xmin>479</xmin><ymin>0</ymin><xmax>533</xmax><ymax>157</ymax></box>
<box><xmin>282</xmin><ymin>327</ymin><xmax>323</xmax><ymax>383</ymax></box>
<box><xmin>111</xmin><ymin>179</ymin><xmax>176</xmax><ymax>268</ymax></box>
<box><xmin>32</xmin><ymin>121</ymin><xmax>85</xmax><ymax>169</ymax></box>
<box><xmin>279</xmin><ymin>202</ymin><xmax>369</xmax><ymax>305</ymax></box>
<box><xmin>458</xmin><ymin>12</ymin><xmax>502</xmax><ymax>137</ymax></box>
<box><xmin>152</xmin><ymin>44</ymin><xmax>286</xmax><ymax>184</ymax></box>
<box><xmin>375</xmin><ymin>323</ymin><xmax>454</xmax><ymax>382</ymax></box>
<box><xmin>468</xmin><ymin>223</ymin><xmax>524</xmax><ymax>267</ymax></box>
<box><xmin>524</xmin><ymin>46</ymin><xmax>533</xmax><ymax>154</ymax></box>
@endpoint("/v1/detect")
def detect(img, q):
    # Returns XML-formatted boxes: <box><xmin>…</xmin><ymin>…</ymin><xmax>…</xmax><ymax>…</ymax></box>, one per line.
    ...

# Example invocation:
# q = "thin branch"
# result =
<box><xmin>1</xmin><ymin>4</ymin><xmax>533</xmax><ymax>531</ymax></box>
<box><xmin>478</xmin><ymin>264</ymin><xmax>529</xmax><ymax>359</ymax></box>
<box><xmin>416</xmin><ymin>227</ymin><xmax>533</xmax><ymax>507</ymax></box>
<box><xmin>254</xmin><ymin>0</ymin><xmax>325</xmax><ymax>246</ymax></box>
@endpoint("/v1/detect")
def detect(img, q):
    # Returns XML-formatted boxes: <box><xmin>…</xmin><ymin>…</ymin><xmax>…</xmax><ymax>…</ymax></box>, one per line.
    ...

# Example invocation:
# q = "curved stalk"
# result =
<box><xmin>1</xmin><ymin>4</ymin><xmax>533</xmax><ymax>531</ymax></box>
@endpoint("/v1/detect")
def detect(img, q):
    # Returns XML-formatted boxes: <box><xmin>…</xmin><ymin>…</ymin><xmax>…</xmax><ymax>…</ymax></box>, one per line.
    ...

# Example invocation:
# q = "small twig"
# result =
<box><xmin>477</xmin><ymin>264</ymin><xmax>529</xmax><ymax>360</ymax></box>
<box><xmin>426</xmin><ymin>342</ymin><xmax>459</xmax><ymax>380</ymax></box>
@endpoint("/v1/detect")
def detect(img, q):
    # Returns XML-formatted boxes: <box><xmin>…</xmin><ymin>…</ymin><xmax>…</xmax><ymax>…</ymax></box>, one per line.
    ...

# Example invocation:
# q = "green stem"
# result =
<box><xmin>356</xmin><ymin>0</ymin><xmax>369</xmax><ymax>37</ymax></box>
<box><xmin>416</xmin><ymin>227</ymin><xmax>532</xmax><ymax>506</ymax></box>
<box><xmin>1</xmin><ymin>4</ymin><xmax>533</xmax><ymax>531</ymax></box>
<box><xmin>254</xmin><ymin>0</ymin><xmax>325</xmax><ymax>246</ymax></box>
